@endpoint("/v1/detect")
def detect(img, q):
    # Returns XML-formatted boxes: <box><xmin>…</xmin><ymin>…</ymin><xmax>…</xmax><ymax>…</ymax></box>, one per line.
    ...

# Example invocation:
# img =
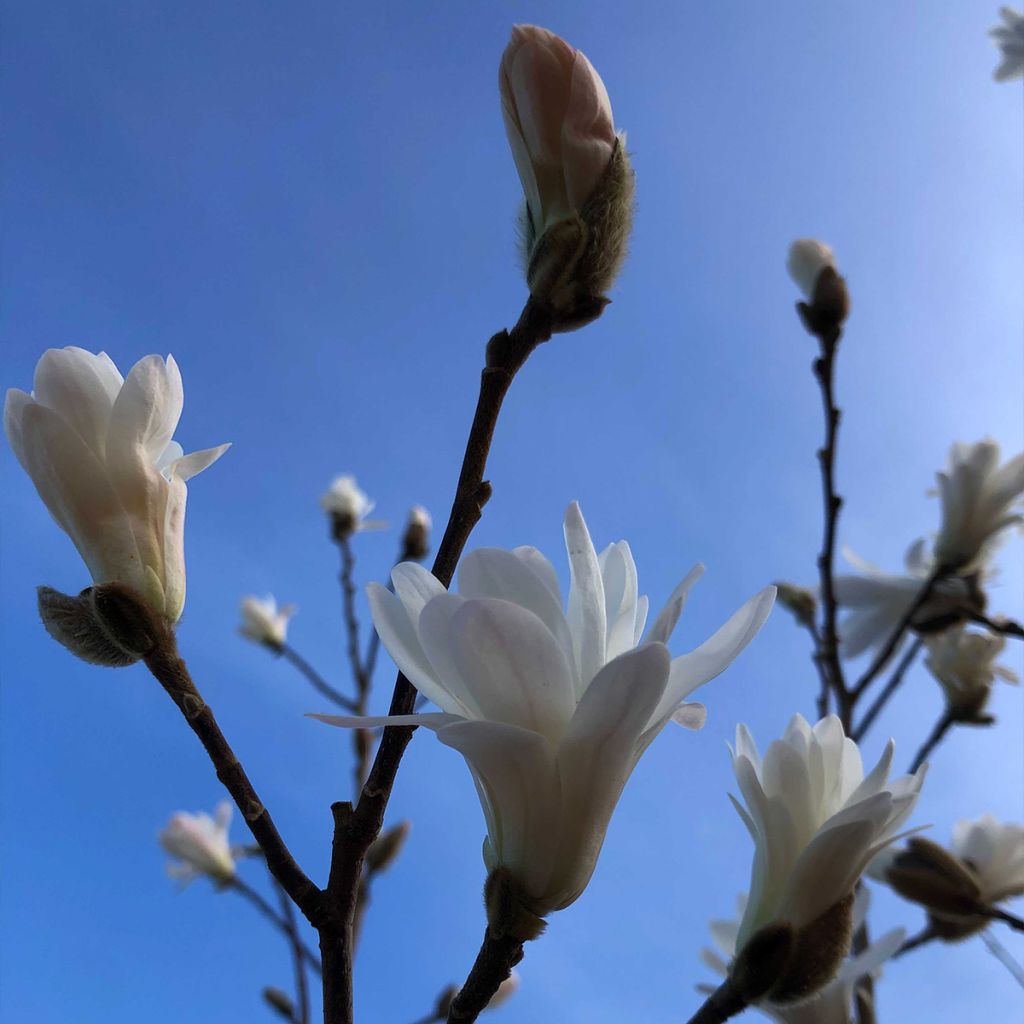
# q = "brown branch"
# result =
<box><xmin>909</xmin><ymin>709</ymin><xmax>956</xmax><ymax>775</ymax></box>
<box><xmin>985</xmin><ymin>906</ymin><xmax>1024</xmax><ymax>933</ymax></box>
<box><xmin>895</xmin><ymin>925</ymin><xmax>937</xmax><ymax>958</ymax></box>
<box><xmin>682</xmin><ymin>979</ymin><xmax>747</xmax><ymax>1024</ymax></box>
<box><xmin>279</xmin><ymin>643</ymin><xmax>358</xmax><ymax>713</ymax></box>
<box><xmin>445</xmin><ymin>929</ymin><xmax>524</xmax><ymax>1024</ymax></box>
<box><xmin>276</xmin><ymin>875</ymin><xmax>312</xmax><ymax>1024</ymax></box>
<box><xmin>967</xmin><ymin>612</ymin><xmax>1024</xmax><ymax>640</ymax></box>
<box><xmin>852</xmin><ymin>639</ymin><xmax>923</xmax><ymax>742</ymax></box>
<box><xmin>144</xmin><ymin>628</ymin><xmax>321</xmax><ymax>922</ymax></box>
<box><xmin>316</xmin><ymin>297</ymin><xmax>553</xmax><ymax>1024</ymax></box>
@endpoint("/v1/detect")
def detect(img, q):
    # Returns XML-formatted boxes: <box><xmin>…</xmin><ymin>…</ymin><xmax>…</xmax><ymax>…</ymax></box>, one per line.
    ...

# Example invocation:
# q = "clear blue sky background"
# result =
<box><xmin>2</xmin><ymin>2</ymin><xmax>1021</xmax><ymax>1021</ymax></box>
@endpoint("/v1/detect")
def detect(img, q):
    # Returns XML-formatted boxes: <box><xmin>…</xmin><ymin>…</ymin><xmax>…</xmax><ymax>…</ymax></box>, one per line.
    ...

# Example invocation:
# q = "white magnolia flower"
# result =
<box><xmin>787</xmin><ymin>239</ymin><xmax>837</xmax><ymax>300</ymax></box>
<box><xmin>4</xmin><ymin>348</ymin><xmax>228</xmax><ymax>622</ymax></box>
<box><xmin>239</xmin><ymin>594</ymin><xmax>296</xmax><ymax>649</ymax></box>
<box><xmin>932</xmin><ymin>440</ymin><xmax>1024</xmax><ymax>572</ymax></box>
<box><xmin>730</xmin><ymin>714</ymin><xmax>924</xmax><ymax>955</ymax></box>
<box><xmin>991</xmin><ymin>7</ymin><xmax>1024</xmax><ymax>81</ymax></box>
<box><xmin>319</xmin><ymin>474</ymin><xmax>384</xmax><ymax>534</ymax></box>
<box><xmin>924</xmin><ymin>626</ymin><xmax>1018</xmax><ymax>716</ymax></box>
<box><xmin>951</xmin><ymin>814</ymin><xmax>1024</xmax><ymax>908</ymax></box>
<box><xmin>316</xmin><ymin>503</ymin><xmax>775</xmax><ymax>916</ymax></box>
<box><xmin>159</xmin><ymin>801</ymin><xmax>236</xmax><ymax>886</ymax></box>
<box><xmin>833</xmin><ymin>542</ymin><xmax>977</xmax><ymax>660</ymax></box>
<box><xmin>702</xmin><ymin>889</ymin><xmax>904</xmax><ymax>1024</ymax></box>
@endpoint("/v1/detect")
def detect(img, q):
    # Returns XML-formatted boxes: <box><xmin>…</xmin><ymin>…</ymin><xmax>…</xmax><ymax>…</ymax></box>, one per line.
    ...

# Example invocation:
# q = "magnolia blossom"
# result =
<box><xmin>833</xmin><ymin>542</ymin><xmax>977</xmax><ymax>660</ymax></box>
<box><xmin>702</xmin><ymin>889</ymin><xmax>904</xmax><ymax>1024</ymax></box>
<box><xmin>931</xmin><ymin>440</ymin><xmax>1024</xmax><ymax>572</ymax></box>
<box><xmin>316</xmin><ymin>503</ymin><xmax>774</xmax><ymax>917</ymax></box>
<box><xmin>500</xmin><ymin>25</ymin><xmax>616</xmax><ymax>240</ymax></box>
<box><xmin>730</xmin><ymin>714</ymin><xmax>924</xmax><ymax>956</ymax></box>
<box><xmin>991</xmin><ymin>7</ymin><xmax>1024</xmax><ymax>81</ymax></box>
<box><xmin>4</xmin><ymin>348</ymin><xmax>228</xmax><ymax>622</ymax></box>
<box><xmin>239</xmin><ymin>594</ymin><xmax>296</xmax><ymax>649</ymax></box>
<box><xmin>924</xmin><ymin>626</ymin><xmax>1018</xmax><ymax>717</ymax></box>
<box><xmin>319</xmin><ymin>474</ymin><xmax>383</xmax><ymax>534</ymax></box>
<box><xmin>949</xmin><ymin>814</ymin><xmax>1024</xmax><ymax>908</ymax></box>
<box><xmin>159</xmin><ymin>801</ymin><xmax>236</xmax><ymax>886</ymax></box>
<box><xmin>786</xmin><ymin>239</ymin><xmax>837</xmax><ymax>300</ymax></box>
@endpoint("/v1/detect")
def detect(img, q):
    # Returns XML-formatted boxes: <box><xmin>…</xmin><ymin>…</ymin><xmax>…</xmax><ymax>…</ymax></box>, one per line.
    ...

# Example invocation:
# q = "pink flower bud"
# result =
<box><xmin>500</xmin><ymin>25</ymin><xmax>616</xmax><ymax>240</ymax></box>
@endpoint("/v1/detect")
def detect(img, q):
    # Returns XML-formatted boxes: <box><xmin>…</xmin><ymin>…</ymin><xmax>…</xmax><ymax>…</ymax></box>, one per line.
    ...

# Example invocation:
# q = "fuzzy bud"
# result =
<box><xmin>365</xmin><ymin>820</ymin><xmax>411</xmax><ymax>874</ymax></box>
<box><xmin>484</xmin><ymin>866</ymin><xmax>547</xmax><ymax>942</ymax></box>
<box><xmin>262</xmin><ymin>987</ymin><xmax>296</xmax><ymax>1020</ymax></box>
<box><xmin>728</xmin><ymin>922</ymin><xmax>795</xmax><ymax>1003</ymax></box>
<box><xmin>37</xmin><ymin>582</ymin><xmax>160</xmax><ymax>666</ymax></box>
<box><xmin>773</xmin><ymin>582</ymin><xmax>818</xmax><ymax>629</ymax></box>
<box><xmin>402</xmin><ymin>506</ymin><xmax>432</xmax><ymax>561</ymax></box>
<box><xmin>789</xmin><ymin>239</ymin><xmax>849</xmax><ymax>335</ymax></box>
<box><xmin>884</xmin><ymin>838</ymin><xmax>983</xmax><ymax>919</ymax></box>
<box><xmin>769</xmin><ymin>892</ymin><xmax>855</xmax><ymax>1003</ymax></box>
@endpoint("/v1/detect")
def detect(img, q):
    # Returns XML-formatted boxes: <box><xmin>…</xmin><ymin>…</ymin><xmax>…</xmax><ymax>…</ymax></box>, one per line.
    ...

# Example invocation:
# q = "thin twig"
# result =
<box><xmin>852</xmin><ymin>639</ymin><xmax>923</xmax><ymax>742</ymax></box>
<box><xmin>984</xmin><ymin>906</ymin><xmax>1024</xmax><ymax>933</ymax></box>
<box><xmin>909</xmin><ymin>710</ymin><xmax>956</xmax><ymax>775</ymax></box>
<box><xmin>280</xmin><ymin>644</ymin><xmax>358</xmax><ymax>712</ymax></box>
<box><xmin>850</xmin><ymin>571</ymin><xmax>943</xmax><ymax>701</ymax></box>
<box><xmin>319</xmin><ymin>297</ymin><xmax>554</xmax><ymax>1024</ymax></box>
<box><xmin>810</xmin><ymin>325</ymin><xmax>848</xmax><ymax>716</ymax></box>
<box><xmin>446</xmin><ymin>929</ymin><xmax>524</xmax><ymax>1024</ymax></box>
<box><xmin>967</xmin><ymin>612</ymin><xmax>1024</xmax><ymax>640</ymax></box>
<box><xmin>230</xmin><ymin>876</ymin><xmax>322</xmax><ymax>976</ymax></box>
<box><xmin>981</xmin><ymin>929</ymin><xmax>1024</xmax><ymax>987</ymax></box>
<box><xmin>895</xmin><ymin>925</ymin><xmax>937</xmax><ymax>958</ymax></box>
<box><xmin>143</xmin><ymin>627</ymin><xmax>320</xmax><ymax>922</ymax></box>
<box><xmin>682</xmin><ymin>979</ymin><xmax>747</xmax><ymax>1024</ymax></box>
<box><xmin>275</xmin><ymin>875</ymin><xmax>312</xmax><ymax>1024</ymax></box>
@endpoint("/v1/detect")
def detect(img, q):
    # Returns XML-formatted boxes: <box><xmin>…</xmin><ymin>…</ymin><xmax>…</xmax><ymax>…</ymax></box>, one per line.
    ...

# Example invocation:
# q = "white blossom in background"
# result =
<box><xmin>730</xmin><ymin>715</ymin><xmax>924</xmax><ymax>960</ymax></box>
<box><xmin>833</xmin><ymin>542</ymin><xmax>978</xmax><ymax>660</ymax></box>
<box><xmin>924</xmin><ymin>626</ymin><xmax>1018</xmax><ymax>717</ymax></box>
<box><xmin>159</xmin><ymin>801</ymin><xmax>237</xmax><ymax>886</ymax></box>
<box><xmin>950</xmin><ymin>814</ymin><xmax>1024</xmax><ymax>910</ymax></box>
<box><xmin>239</xmin><ymin>595</ymin><xmax>296</xmax><ymax>650</ymax></box>
<box><xmin>931</xmin><ymin>440</ymin><xmax>1024</xmax><ymax>572</ymax></box>
<box><xmin>991</xmin><ymin>7</ymin><xmax>1024</xmax><ymax>81</ymax></box>
<box><xmin>402</xmin><ymin>505</ymin><xmax>432</xmax><ymax>560</ymax></box>
<box><xmin>786</xmin><ymin>239</ymin><xmax>837</xmax><ymax>300</ymax></box>
<box><xmin>487</xmin><ymin>970</ymin><xmax>521</xmax><ymax>1010</ymax></box>
<box><xmin>315</xmin><ymin>502</ymin><xmax>774</xmax><ymax>917</ymax></box>
<box><xmin>408</xmin><ymin>505</ymin><xmax>431</xmax><ymax>531</ymax></box>
<box><xmin>319</xmin><ymin>474</ymin><xmax>385</xmax><ymax>534</ymax></box>
<box><xmin>701</xmin><ymin>889</ymin><xmax>904</xmax><ymax>1024</ymax></box>
<box><xmin>500</xmin><ymin>25</ymin><xmax>616</xmax><ymax>241</ymax></box>
<box><xmin>4</xmin><ymin>348</ymin><xmax>228</xmax><ymax>622</ymax></box>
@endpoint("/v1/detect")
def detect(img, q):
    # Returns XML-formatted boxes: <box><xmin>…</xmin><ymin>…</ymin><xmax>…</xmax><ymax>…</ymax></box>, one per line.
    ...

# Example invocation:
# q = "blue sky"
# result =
<box><xmin>2</xmin><ymin>2</ymin><xmax>1021</xmax><ymax>1021</ymax></box>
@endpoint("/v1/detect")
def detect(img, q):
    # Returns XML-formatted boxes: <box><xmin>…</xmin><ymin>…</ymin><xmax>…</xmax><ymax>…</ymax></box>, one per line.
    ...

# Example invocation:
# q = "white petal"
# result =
<box><xmin>646</xmin><ymin>564</ymin><xmax>704</xmax><ymax>644</ymax></box>
<box><xmin>166</xmin><ymin>443</ymin><xmax>230</xmax><ymax>481</ymax></box>
<box><xmin>564</xmin><ymin>502</ymin><xmax>606</xmax><ymax>693</ymax></box>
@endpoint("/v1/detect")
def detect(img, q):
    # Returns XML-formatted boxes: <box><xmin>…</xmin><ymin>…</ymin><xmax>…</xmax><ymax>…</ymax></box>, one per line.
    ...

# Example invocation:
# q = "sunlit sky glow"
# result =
<box><xmin>2</xmin><ymin>3</ymin><xmax>1021</xmax><ymax>1022</ymax></box>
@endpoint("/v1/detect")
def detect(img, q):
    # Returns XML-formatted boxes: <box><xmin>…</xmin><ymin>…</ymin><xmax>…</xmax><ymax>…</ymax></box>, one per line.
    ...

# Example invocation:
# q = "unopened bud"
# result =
<box><xmin>770</xmin><ymin>891</ymin><xmax>855</xmax><ymax>1004</ymax></box>
<box><xmin>262</xmin><ymin>986</ymin><xmax>296</xmax><ymax>1020</ymax></box>
<box><xmin>366</xmin><ymin>820</ymin><xmax>411</xmax><ymax>874</ymax></box>
<box><xmin>402</xmin><ymin>506</ymin><xmax>432</xmax><ymax>561</ymax></box>
<box><xmin>330</xmin><ymin>510</ymin><xmax>358</xmax><ymax>542</ymax></box>
<box><xmin>884</xmin><ymin>838</ymin><xmax>982</xmax><ymax>919</ymax></box>
<box><xmin>789</xmin><ymin>239</ymin><xmax>849</xmax><ymax>335</ymax></box>
<box><xmin>774</xmin><ymin>583</ymin><xmax>818</xmax><ymax>629</ymax></box>
<box><xmin>484</xmin><ymin>866</ymin><xmax>547</xmax><ymax>942</ymax></box>
<box><xmin>487</xmin><ymin>970</ymin><xmax>521</xmax><ymax>1009</ymax></box>
<box><xmin>433</xmin><ymin>984</ymin><xmax>459</xmax><ymax>1018</ymax></box>
<box><xmin>37</xmin><ymin>582</ymin><xmax>160</xmax><ymax>667</ymax></box>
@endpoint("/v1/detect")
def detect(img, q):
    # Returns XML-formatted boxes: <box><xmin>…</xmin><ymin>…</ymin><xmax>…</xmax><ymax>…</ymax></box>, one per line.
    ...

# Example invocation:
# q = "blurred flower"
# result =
<box><xmin>728</xmin><ymin>714</ymin><xmax>923</xmax><ymax>1001</ymax></box>
<box><xmin>773</xmin><ymin>582</ymin><xmax>817</xmax><ymax>629</ymax></box>
<box><xmin>500</xmin><ymin>25</ymin><xmax>634</xmax><ymax>324</ymax></box>
<box><xmin>701</xmin><ymin>889</ymin><xmax>904</xmax><ymax>1024</ymax></box>
<box><xmin>924</xmin><ymin>626</ymin><xmax>1018</xmax><ymax>720</ymax></box>
<box><xmin>4</xmin><ymin>348</ymin><xmax>228</xmax><ymax>622</ymax></box>
<box><xmin>487</xmin><ymin>970</ymin><xmax>521</xmax><ymax>1010</ymax></box>
<box><xmin>873</xmin><ymin>814</ymin><xmax>1024</xmax><ymax>939</ymax></box>
<box><xmin>991</xmin><ymin>7</ymin><xmax>1024</xmax><ymax>81</ymax></box>
<box><xmin>787</xmin><ymin>240</ymin><xmax>836</xmax><ymax>300</ymax></box>
<box><xmin>320</xmin><ymin>474</ymin><xmax>385</xmax><ymax>539</ymax></box>
<box><xmin>833</xmin><ymin>542</ymin><xmax>981</xmax><ymax>660</ymax></box>
<box><xmin>239</xmin><ymin>594</ymin><xmax>296</xmax><ymax>650</ymax></box>
<box><xmin>402</xmin><ymin>505</ymin><xmax>432</xmax><ymax>560</ymax></box>
<box><xmin>159</xmin><ymin>801</ymin><xmax>236</xmax><ymax>886</ymax></box>
<box><xmin>315</xmin><ymin>502</ymin><xmax>774</xmax><ymax>920</ymax></box>
<box><xmin>931</xmin><ymin>440</ymin><xmax>1024</xmax><ymax>572</ymax></box>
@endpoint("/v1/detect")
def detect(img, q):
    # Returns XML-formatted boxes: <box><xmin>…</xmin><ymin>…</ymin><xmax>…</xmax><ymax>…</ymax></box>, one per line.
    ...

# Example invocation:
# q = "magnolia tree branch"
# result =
<box><xmin>852</xmin><ymin>639</ymin><xmax>923</xmax><ymax>742</ymax></box>
<box><xmin>908</xmin><ymin>710</ymin><xmax>956</xmax><ymax>775</ymax></box>
<box><xmin>446</xmin><ymin>930</ymin><xmax>524</xmax><ymax>1024</ymax></box>
<box><xmin>317</xmin><ymin>297</ymin><xmax>554</xmax><ymax>1024</ymax></box>
<box><xmin>280</xmin><ymin>643</ymin><xmax>358</xmax><ymax>713</ymax></box>
<box><xmin>276</xmin><ymin>875</ymin><xmax>313</xmax><ymax>1024</ymax></box>
<box><xmin>967</xmin><ymin>611</ymin><xmax>1024</xmax><ymax>640</ymax></box>
<box><xmin>895</xmin><ymin>925</ymin><xmax>936</xmax><ymax>958</ymax></box>
<box><xmin>230</xmin><ymin>875</ymin><xmax>323</xmax><ymax>976</ymax></box>
<box><xmin>143</xmin><ymin>628</ymin><xmax>321</xmax><ymax>922</ymax></box>
<box><xmin>682</xmin><ymin>980</ymin><xmax>747</xmax><ymax>1024</ymax></box>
